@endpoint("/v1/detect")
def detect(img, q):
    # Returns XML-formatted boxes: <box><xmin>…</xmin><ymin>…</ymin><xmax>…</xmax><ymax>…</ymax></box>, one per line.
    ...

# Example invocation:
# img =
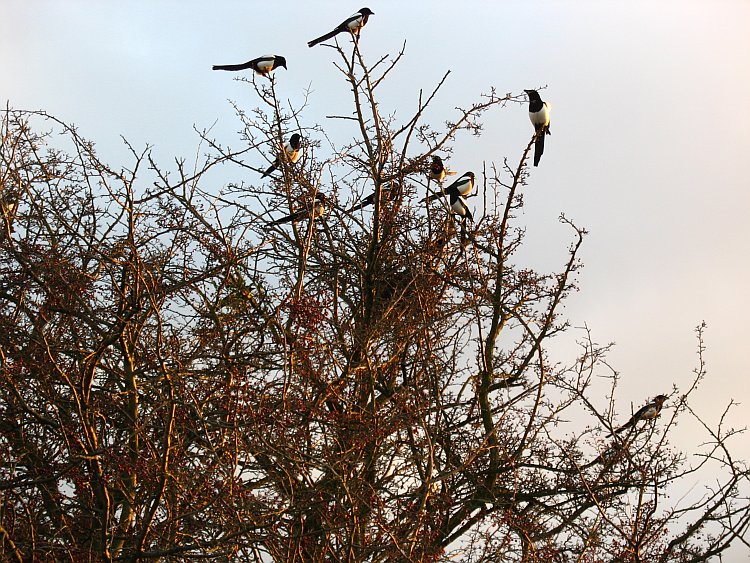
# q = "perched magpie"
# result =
<box><xmin>308</xmin><ymin>8</ymin><xmax>374</xmax><ymax>48</ymax></box>
<box><xmin>615</xmin><ymin>395</ymin><xmax>668</xmax><ymax>434</ymax></box>
<box><xmin>450</xmin><ymin>191</ymin><xmax>473</xmax><ymax>221</ymax></box>
<box><xmin>262</xmin><ymin>133</ymin><xmax>303</xmax><ymax>178</ymax></box>
<box><xmin>212</xmin><ymin>55</ymin><xmax>287</xmax><ymax>75</ymax></box>
<box><xmin>347</xmin><ymin>181</ymin><xmax>400</xmax><ymax>213</ymax></box>
<box><xmin>428</xmin><ymin>155</ymin><xmax>457</xmax><ymax>183</ymax></box>
<box><xmin>424</xmin><ymin>171</ymin><xmax>475</xmax><ymax>203</ymax></box>
<box><xmin>269</xmin><ymin>193</ymin><xmax>328</xmax><ymax>226</ymax></box>
<box><xmin>525</xmin><ymin>89</ymin><xmax>551</xmax><ymax>167</ymax></box>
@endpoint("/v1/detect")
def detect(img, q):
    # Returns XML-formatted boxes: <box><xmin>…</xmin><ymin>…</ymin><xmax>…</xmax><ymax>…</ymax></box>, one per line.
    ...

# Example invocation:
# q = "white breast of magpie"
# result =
<box><xmin>530</xmin><ymin>102</ymin><xmax>551</xmax><ymax>130</ymax></box>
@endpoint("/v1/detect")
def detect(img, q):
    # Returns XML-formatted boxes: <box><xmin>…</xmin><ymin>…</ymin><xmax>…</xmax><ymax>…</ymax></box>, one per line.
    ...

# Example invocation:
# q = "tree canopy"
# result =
<box><xmin>1</xmin><ymin>32</ymin><xmax>748</xmax><ymax>563</ymax></box>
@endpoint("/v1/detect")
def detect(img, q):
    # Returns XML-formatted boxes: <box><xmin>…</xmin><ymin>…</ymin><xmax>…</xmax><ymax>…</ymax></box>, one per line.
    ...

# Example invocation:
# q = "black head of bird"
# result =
<box><xmin>274</xmin><ymin>56</ymin><xmax>288</xmax><ymax>71</ymax></box>
<box><xmin>524</xmin><ymin>89</ymin><xmax>541</xmax><ymax>102</ymax></box>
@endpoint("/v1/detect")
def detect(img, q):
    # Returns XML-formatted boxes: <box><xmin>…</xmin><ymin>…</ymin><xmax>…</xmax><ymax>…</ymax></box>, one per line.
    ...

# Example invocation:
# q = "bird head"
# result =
<box><xmin>289</xmin><ymin>133</ymin><xmax>302</xmax><ymax>148</ymax></box>
<box><xmin>276</xmin><ymin>56</ymin><xmax>288</xmax><ymax>70</ymax></box>
<box><xmin>359</xmin><ymin>7</ymin><xmax>374</xmax><ymax>15</ymax></box>
<box><xmin>654</xmin><ymin>394</ymin><xmax>668</xmax><ymax>404</ymax></box>
<box><xmin>524</xmin><ymin>89</ymin><xmax>541</xmax><ymax>101</ymax></box>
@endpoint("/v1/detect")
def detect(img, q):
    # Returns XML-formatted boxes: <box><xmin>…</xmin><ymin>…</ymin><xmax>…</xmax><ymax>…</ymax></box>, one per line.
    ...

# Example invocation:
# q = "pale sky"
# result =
<box><xmin>3</xmin><ymin>0</ymin><xmax>750</xmax><ymax>496</ymax></box>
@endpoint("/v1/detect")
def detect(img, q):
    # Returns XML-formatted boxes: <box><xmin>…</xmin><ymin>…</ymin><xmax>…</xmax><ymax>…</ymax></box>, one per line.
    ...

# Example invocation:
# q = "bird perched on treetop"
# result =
<box><xmin>347</xmin><ymin>182</ymin><xmax>400</xmax><ymax>213</ymax></box>
<box><xmin>212</xmin><ymin>55</ymin><xmax>287</xmax><ymax>75</ymax></box>
<box><xmin>428</xmin><ymin>155</ymin><xmax>457</xmax><ymax>183</ymax></box>
<box><xmin>269</xmin><ymin>193</ymin><xmax>328</xmax><ymax>226</ymax></box>
<box><xmin>262</xmin><ymin>134</ymin><xmax>303</xmax><ymax>178</ymax></box>
<box><xmin>308</xmin><ymin>8</ymin><xmax>374</xmax><ymax>48</ymax></box>
<box><xmin>423</xmin><ymin>171</ymin><xmax>475</xmax><ymax>203</ymax></box>
<box><xmin>614</xmin><ymin>395</ymin><xmax>668</xmax><ymax>434</ymax></box>
<box><xmin>525</xmin><ymin>89</ymin><xmax>551</xmax><ymax>167</ymax></box>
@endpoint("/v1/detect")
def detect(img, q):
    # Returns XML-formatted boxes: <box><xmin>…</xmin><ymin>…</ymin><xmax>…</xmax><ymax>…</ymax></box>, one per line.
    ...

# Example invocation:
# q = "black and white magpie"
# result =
<box><xmin>347</xmin><ymin>182</ymin><xmax>400</xmax><ymax>213</ymax></box>
<box><xmin>450</xmin><ymin>191</ymin><xmax>473</xmax><ymax>222</ymax></box>
<box><xmin>615</xmin><ymin>395</ymin><xmax>668</xmax><ymax>434</ymax></box>
<box><xmin>212</xmin><ymin>55</ymin><xmax>287</xmax><ymax>75</ymax></box>
<box><xmin>428</xmin><ymin>155</ymin><xmax>457</xmax><ymax>183</ymax></box>
<box><xmin>269</xmin><ymin>193</ymin><xmax>328</xmax><ymax>226</ymax></box>
<box><xmin>525</xmin><ymin>89</ymin><xmax>551</xmax><ymax>167</ymax></box>
<box><xmin>308</xmin><ymin>8</ymin><xmax>374</xmax><ymax>48</ymax></box>
<box><xmin>262</xmin><ymin>134</ymin><xmax>303</xmax><ymax>178</ymax></box>
<box><xmin>424</xmin><ymin>171</ymin><xmax>475</xmax><ymax>203</ymax></box>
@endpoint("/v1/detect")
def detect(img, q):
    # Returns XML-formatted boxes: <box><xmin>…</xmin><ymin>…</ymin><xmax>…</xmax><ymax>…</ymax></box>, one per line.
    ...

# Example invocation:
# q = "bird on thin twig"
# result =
<box><xmin>308</xmin><ymin>8</ymin><xmax>374</xmax><ymax>48</ymax></box>
<box><xmin>525</xmin><ymin>89</ymin><xmax>551</xmax><ymax>167</ymax></box>
<box><xmin>269</xmin><ymin>193</ymin><xmax>328</xmax><ymax>226</ymax></box>
<box><xmin>428</xmin><ymin>155</ymin><xmax>457</xmax><ymax>183</ymax></box>
<box><xmin>262</xmin><ymin>134</ymin><xmax>303</xmax><ymax>178</ymax></box>
<box><xmin>212</xmin><ymin>54</ymin><xmax>287</xmax><ymax>75</ymax></box>
<box><xmin>614</xmin><ymin>395</ymin><xmax>668</xmax><ymax>434</ymax></box>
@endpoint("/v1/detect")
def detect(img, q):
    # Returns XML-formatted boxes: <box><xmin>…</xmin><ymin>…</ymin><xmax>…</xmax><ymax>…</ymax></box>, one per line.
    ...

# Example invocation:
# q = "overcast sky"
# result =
<box><xmin>3</xmin><ymin>0</ymin><xmax>750</xmax><ymax>501</ymax></box>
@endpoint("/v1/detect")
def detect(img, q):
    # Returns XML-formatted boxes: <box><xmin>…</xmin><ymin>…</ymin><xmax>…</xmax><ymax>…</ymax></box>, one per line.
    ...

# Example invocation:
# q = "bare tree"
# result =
<box><xmin>1</xmin><ymin>37</ymin><xmax>748</xmax><ymax>563</ymax></box>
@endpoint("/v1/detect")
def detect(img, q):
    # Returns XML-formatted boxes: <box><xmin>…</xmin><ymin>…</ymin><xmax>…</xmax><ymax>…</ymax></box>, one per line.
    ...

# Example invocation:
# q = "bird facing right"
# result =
<box><xmin>308</xmin><ymin>8</ymin><xmax>374</xmax><ymax>48</ymax></box>
<box><xmin>212</xmin><ymin>54</ymin><xmax>287</xmax><ymax>75</ymax></box>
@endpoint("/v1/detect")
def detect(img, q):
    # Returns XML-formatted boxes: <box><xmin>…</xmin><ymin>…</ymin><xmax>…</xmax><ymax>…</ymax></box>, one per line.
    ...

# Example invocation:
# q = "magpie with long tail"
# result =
<box><xmin>269</xmin><ymin>193</ymin><xmax>328</xmax><ymax>226</ymax></box>
<box><xmin>212</xmin><ymin>55</ymin><xmax>287</xmax><ymax>75</ymax></box>
<box><xmin>525</xmin><ymin>89</ymin><xmax>551</xmax><ymax>166</ymax></box>
<box><xmin>614</xmin><ymin>395</ymin><xmax>668</xmax><ymax>434</ymax></box>
<box><xmin>428</xmin><ymin>155</ymin><xmax>457</xmax><ymax>183</ymax></box>
<box><xmin>262</xmin><ymin>134</ymin><xmax>303</xmax><ymax>178</ymax></box>
<box><xmin>423</xmin><ymin>171</ymin><xmax>474</xmax><ymax>203</ymax></box>
<box><xmin>346</xmin><ymin>181</ymin><xmax>400</xmax><ymax>213</ymax></box>
<box><xmin>308</xmin><ymin>8</ymin><xmax>374</xmax><ymax>48</ymax></box>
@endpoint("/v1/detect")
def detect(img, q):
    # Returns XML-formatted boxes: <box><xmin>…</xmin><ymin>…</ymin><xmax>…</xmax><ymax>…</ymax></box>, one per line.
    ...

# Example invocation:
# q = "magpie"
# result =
<box><xmin>308</xmin><ymin>8</ymin><xmax>374</xmax><ymax>48</ymax></box>
<box><xmin>423</xmin><ymin>171</ymin><xmax>475</xmax><ymax>203</ymax></box>
<box><xmin>346</xmin><ymin>181</ymin><xmax>399</xmax><ymax>213</ymax></box>
<box><xmin>525</xmin><ymin>89</ymin><xmax>551</xmax><ymax>167</ymax></box>
<box><xmin>269</xmin><ymin>193</ymin><xmax>328</xmax><ymax>226</ymax></box>
<box><xmin>428</xmin><ymin>155</ymin><xmax>457</xmax><ymax>183</ymax></box>
<box><xmin>450</xmin><ymin>191</ymin><xmax>473</xmax><ymax>222</ymax></box>
<box><xmin>262</xmin><ymin>133</ymin><xmax>303</xmax><ymax>178</ymax></box>
<box><xmin>212</xmin><ymin>55</ymin><xmax>287</xmax><ymax>75</ymax></box>
<box><xmin>615</xmin><ymin>395</ymin><xmax>668</xmax><ymax>434</ymax></box>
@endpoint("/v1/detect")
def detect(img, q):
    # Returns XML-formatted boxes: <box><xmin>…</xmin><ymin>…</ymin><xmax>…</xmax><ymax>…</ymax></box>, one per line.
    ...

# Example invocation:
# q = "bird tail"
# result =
<box><xmin>308</xmin><ymin>29</ymin><xmax>339</xmax><ymax>48</ymax></box>
<box><xmin>212</xmin><ymin>63</ymin><xmax>251</xmax><ymax>72</ymax></box>
<box><xmin>533</xmin><ymin>130</ymin><xmax>545</xmax><ymax>167</ymax></box>
<box><xmin>614</xmin><ymin>419</ymin><xmax>634</xmax><ymax>434</ymax></box>
<box><xmin>261</xmin><ymin>162</ymin><xmax>277</xmax><ymax>178</ymax></box>
<box><xmin>269</xmin><ymin>211</ymin><xmax>301</xmax><ymax>226</ymax></box>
